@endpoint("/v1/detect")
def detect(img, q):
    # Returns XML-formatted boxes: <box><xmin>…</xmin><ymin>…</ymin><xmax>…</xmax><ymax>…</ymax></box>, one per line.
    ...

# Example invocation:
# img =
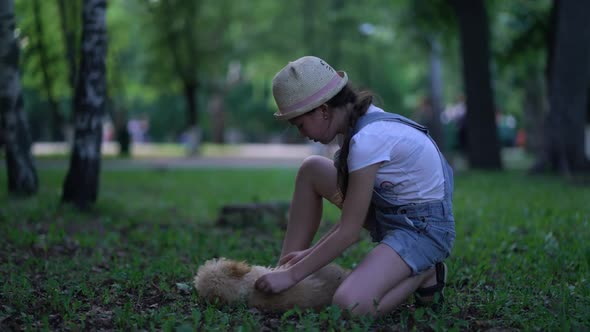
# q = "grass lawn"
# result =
<box><xmin>1</xmin><ymin>167</ymin><xmax>589</xmax><ymax>331</ymax></box>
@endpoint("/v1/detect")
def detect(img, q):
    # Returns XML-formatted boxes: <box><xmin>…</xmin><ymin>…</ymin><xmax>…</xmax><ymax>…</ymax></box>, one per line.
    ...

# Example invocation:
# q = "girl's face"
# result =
<box><xmin>289</xmin><ymin>106</ymin><xmax>335</xmax><ymax>144</ymax></box>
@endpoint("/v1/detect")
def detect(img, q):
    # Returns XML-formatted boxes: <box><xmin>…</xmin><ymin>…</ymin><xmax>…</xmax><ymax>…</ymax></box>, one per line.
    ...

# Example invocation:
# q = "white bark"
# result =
<box><xmin>0</xmin><ymin>0</ymin><xmax>38</xmax><ymax>195</ymax></box>
<box><xmin>62</xmin><ymin>0</ymin><xmax>107</xmax><ymax>208</ymax></box>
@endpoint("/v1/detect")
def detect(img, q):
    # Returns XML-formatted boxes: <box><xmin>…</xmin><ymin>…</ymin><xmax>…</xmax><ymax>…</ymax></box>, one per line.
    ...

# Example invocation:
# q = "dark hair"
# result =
<box><xmin>326</xmin><ymin>83</ymin><xmax>373</xmax><ymax>198</ymax></box>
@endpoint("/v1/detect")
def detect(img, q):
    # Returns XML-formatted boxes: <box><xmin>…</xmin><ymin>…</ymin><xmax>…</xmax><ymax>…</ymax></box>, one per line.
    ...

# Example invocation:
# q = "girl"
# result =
<box><xmin>254</xmin><ymin>56</ymin><xmax>455</xmax><ymax>316</ymax></box>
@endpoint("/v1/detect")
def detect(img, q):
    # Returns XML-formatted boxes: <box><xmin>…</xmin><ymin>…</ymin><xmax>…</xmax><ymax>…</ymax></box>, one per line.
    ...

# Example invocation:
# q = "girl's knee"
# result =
<box><xmin>332</xmin><ymin>286</ymin><xmax>375</xmax><ymax>315</ymax></box>
<box><xmin>298</xmin><ymin>155</ymin><xmax>331</xmax><ymax>176</ymax></box>
<box><xmin>332</xmin><ymin>288</ymin><xmax>355</xmax><ymax>310</ymax></box>
<box><xmin>296</xmin><ymin>156</ymin><xmax>338</xmax><ymax>197</ymax></box>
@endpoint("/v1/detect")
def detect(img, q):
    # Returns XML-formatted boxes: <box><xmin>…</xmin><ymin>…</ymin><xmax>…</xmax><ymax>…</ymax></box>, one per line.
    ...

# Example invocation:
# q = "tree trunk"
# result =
<box><xmin>532</xmin><ymin>0</ymin><xmax>590</xmax><ymax>174</ymax></box>
<box><xmin>62</xmin><ymin>0</ymin><xmax>107</xmax><ymax>209</ymax></box>
<box><xmin>209</xmin><ymin>63</ymin><xmax>241</xmax><ymax>144</ymax></box>
<box><xmin>523</xmin><ymin>66</ymin><xmax>547</xmax><ymax>156</ymax></box>
<box><xmin>428</xmin><ymin>35</ymin><xmax>445</xmax><ymax>152</ymax></box>
<box><xmin>183</xmin><ymin>81</ymin><xmax>200</xmax><ymax>155</ymax></box>
<box><xmin>0</xmin><ymin>0</ymin><xmax>38</xmax><ymax>196</ymax></box>
<box><xmin>449</xmin><ymin>0</ymin><xmax>502</xmax><ymax>169</ymax></box>
<box><xmin>184</xmin><ymin>81</ymin><xmax>197</xmax><ymax>128</ymax></box>
<box><xmin>114</xmin><ymin>106</ymin><xmax>130</xmax><ymax>157</ymax></box>
<box><xmin>106</xmin><ymin>97</ymin><xmax>130</xmax><ymax>157</ymax></box>
<box><xmin>33</xmin><ymin>0</ymin><xmax>64</xmax><ymax>141</ymax></box>
<box><xmin>208</xmin><ymin>92</ymin><xmax>225</xmax><ymax>144</ymax></box>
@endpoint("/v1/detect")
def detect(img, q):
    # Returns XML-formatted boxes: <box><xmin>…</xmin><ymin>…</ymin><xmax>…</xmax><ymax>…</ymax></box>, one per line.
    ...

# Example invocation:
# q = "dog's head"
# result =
<box><xmin>194</xmin><ymin>258</ymin><xmax>255</xmax><ymax>304</ymax></box>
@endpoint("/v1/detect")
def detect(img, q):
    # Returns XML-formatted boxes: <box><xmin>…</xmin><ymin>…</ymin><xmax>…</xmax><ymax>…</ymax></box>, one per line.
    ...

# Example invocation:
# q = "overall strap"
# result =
<box><xmin>354</xmin><ymin>110</ymin><xmax>454</xmax><ymax>217</ymax></box>
<box><xmin>354</xmin><ymin>111</ymin><xmax>429</xmax><ymax>135</ymax></box>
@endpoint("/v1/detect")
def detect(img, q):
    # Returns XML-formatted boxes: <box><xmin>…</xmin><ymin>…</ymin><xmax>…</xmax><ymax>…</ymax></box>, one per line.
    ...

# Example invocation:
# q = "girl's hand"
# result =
<box><xmin>254</xmin><ymin>269</ymin><xmax>297</xmax><ymax>294</ymax></box>
<box><xmin>278</xmin><ymin>248</ymin><xmax>311</xmax><ymax>267</ymax></box>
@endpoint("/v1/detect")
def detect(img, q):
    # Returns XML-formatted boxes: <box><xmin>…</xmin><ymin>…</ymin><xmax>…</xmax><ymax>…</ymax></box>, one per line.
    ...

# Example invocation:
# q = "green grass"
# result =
<box><xmin>1</xmin><ymin>167</ymin><xmax>589</xmax><ymax>331</ymax></box>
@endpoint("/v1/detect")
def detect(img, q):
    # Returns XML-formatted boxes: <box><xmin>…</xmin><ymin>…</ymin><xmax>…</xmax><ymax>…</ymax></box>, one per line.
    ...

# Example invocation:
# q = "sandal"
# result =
<box><xmin>415</xmin><ymin>262</ymin><xmax>447</xmax><ymax>309</ymax></box>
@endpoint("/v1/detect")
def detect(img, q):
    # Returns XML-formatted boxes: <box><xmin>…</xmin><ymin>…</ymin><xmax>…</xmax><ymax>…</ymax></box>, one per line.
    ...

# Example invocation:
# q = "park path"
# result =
<box><xmin>33</xmin><ymin>156</ymin><xmax>306</xmax><ymax>170</ymax></box>
<box><xmin>24</xmin><ymin>143</ymin><xmax>337</xmax><ymax>170</ymax></box>
<box><xmin>5</xmin><ymin>143</ymin><xmax>530</xmax><ymax>171</ymax></box>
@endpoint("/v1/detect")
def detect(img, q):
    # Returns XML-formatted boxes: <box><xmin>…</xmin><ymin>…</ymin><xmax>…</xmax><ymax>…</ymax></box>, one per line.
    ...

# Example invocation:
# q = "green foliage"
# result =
<box><xmin>224</xmin><ymin>81</ymin><xmax>286</xmax><ymax>142</ymax></box>
<box><xmin>490</xmin><ymin>0</ymin><xmax>553</xmax><ymax>117</ymax></box>
<box><xmin>107</xmin><ymin>0</ymin><xmax>160</xmax><ymax>105</ymax></box>
<box><xmin>14</xmin><ymin>0</ymin><xmax>72</xmax><ymax>100</ymax></box>
<box><xmin>12</xmin><ymin>0</ymin><xmax>560</xmax><ymax>142</ymax></box>
<box><xmin>1</xmin><ymin>168</ymin><xmax>589</xmax><ymax>330</ymax></box>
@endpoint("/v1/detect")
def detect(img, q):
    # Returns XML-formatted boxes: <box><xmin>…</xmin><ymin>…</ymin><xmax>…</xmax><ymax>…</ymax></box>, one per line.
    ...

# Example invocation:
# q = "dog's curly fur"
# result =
<box><xmin>194</xmin><ymin>258</ymin><xmax>349</xmax><ymax>312</ymax></box>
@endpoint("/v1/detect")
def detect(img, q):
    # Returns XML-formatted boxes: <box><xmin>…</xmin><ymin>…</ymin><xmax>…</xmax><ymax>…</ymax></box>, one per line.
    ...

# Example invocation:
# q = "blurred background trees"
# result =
<box><xmin>3</xmin><ymin>0</ymin><xmax>589</xmax><ymax>174</ymax></box>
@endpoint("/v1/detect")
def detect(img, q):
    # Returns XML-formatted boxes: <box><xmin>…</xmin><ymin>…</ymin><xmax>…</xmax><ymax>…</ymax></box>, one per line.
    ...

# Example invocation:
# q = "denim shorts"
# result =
<box><xmin>369</xmin><ymin>203</ymin><xmax>456</xmax><ymax>275</ymax></box>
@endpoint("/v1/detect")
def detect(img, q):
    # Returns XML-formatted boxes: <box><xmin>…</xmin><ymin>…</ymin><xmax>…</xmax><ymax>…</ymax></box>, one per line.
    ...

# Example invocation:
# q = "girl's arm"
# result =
<box><xmin>314</xmin><ymin>222</ymin><xmax>341</xmax><ymax>247</ymax></box>
<box><xmin>279</xmin><ymin>222</ymin><xmax>341</xmax><ymax>266</ymax></box>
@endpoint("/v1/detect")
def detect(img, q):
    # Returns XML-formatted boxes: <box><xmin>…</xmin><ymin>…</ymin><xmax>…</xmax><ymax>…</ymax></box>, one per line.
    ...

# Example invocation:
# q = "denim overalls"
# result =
<box><xmin>352</xmin><ymin>111</ymin><xmax>456</xmax><ymax>275</ymax></box>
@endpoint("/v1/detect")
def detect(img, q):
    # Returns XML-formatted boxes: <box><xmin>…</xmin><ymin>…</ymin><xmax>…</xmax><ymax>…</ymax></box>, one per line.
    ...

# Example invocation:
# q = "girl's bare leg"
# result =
<box><xmin>280</xmin><ymin>155</ymin><xmax>340</xmax><ymax>259</ymax></box>
<box><xmin>374</xmin><ymin>266</ymin><xmax>436</xmax><ymax>313</ymax></box>
<box><xmin>332</xmin><ymin>244</ymin><xmax>436</xmax><ymax>316</ymax></box>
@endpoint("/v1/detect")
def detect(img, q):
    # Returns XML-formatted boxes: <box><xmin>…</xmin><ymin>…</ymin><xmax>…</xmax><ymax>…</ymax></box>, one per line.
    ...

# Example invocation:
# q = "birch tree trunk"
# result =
<box><xmin>61</xmin><ymin>0</ymin><xmax>107</xmax><ymax>209</ymax></box>
<box><xmin>0</xmin><ymin>0</ymin><xmax>38</xmax><ymax>196</ymax></box>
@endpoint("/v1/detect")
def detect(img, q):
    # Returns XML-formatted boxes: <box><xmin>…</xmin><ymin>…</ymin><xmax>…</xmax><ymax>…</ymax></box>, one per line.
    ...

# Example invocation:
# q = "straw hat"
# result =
<box><xmin>272</xmin><ymin>56</ymin><xmax>348</xmax><ymax>120</ymax></box>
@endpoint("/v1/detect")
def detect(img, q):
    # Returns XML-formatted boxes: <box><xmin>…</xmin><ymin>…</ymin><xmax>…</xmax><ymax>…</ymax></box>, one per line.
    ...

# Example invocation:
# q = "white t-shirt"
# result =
<box><xmin>348</xmin><ymin>105</ymin><xmax>445</xmax><ymax>205</ymax></box>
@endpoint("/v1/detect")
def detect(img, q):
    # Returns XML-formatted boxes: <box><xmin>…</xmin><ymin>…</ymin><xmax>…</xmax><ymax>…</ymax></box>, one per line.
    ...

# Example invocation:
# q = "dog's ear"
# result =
<box><xmin>225</xmin><ymin>261</ymin><xmax>252</xmax><ymax>278</ymax></box>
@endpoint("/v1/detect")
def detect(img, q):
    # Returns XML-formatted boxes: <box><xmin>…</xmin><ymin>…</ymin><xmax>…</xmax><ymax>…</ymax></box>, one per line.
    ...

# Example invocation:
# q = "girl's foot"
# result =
<box><xmin>414</xmin><ymin>262</ymin><xmax>447</xmax><ymax>309</ymax></box>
